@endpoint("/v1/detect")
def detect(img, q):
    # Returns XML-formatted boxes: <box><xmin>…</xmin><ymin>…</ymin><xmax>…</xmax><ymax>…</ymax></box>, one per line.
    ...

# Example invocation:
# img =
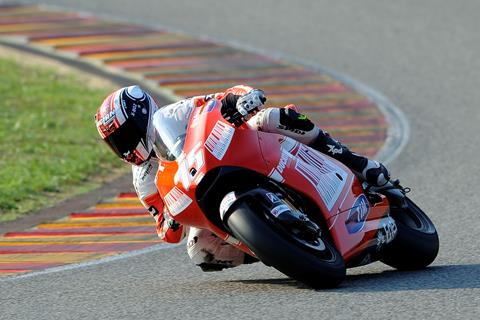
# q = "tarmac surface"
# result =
<box><xmin>1</xmin><ymin>1</ymin><xmax>480</xmax><ymax>319</ymax></box>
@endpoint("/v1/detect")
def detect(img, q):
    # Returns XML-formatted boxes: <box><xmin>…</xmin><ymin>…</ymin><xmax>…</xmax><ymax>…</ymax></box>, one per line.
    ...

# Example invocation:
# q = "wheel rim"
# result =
<box><xmin>393</xmin><ymin>199</ymin><xmax>436</xmax><ymax>234</ymax></box>
<box><xmin>269</xmin><ymin>208</ymin><xmax>337</xmax><ymax>262</ymax></box>
<box><xmin>290</xmin><ymin>233</ymin><xmax>337</xmax><ymax>262</ymax></box>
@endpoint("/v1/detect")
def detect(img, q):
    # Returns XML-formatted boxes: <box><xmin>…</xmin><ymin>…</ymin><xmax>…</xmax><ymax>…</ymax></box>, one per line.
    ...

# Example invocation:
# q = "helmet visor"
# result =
<box><xmin>105</xmin><ymin>119</ymin><xmax>149</xmax><ymax>165</ymax></box>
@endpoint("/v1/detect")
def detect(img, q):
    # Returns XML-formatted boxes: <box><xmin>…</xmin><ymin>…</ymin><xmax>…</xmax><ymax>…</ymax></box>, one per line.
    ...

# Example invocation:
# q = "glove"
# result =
<box><xmin>236</xmin><ymin>89</ymin><xmax>266</xmax><ymax>120</ymax></box>
<box><xmin>160</xmin><ymin>209</ymin><xmax>181</xmax><ymax>232</ymax></box>
<box><xmin>362</xmin><ymin>160</ymin><xmax>390</xmax><ymax>187</ymax></box>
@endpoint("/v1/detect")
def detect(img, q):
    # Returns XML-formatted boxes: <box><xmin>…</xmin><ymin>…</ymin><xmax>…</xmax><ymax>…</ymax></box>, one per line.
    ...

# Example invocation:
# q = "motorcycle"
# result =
<box><xmin>152</xmin><ymin>99</ymin><xmax>439</xmax><ymax>288</ymax></box>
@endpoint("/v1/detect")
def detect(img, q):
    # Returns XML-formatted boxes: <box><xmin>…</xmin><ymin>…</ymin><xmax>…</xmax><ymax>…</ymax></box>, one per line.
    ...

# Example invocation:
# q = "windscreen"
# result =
<box><xmin>151</xmin><ymin>101</ymin><xmax>191</xmax><ymax>161</ymax></box>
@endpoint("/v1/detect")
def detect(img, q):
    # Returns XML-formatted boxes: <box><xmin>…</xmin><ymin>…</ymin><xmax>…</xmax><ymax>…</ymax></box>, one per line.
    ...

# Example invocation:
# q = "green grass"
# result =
<box><xmin>0</xmin><ymin>57</ymin><xmax>125</xmax><ymax>222</ymax></box>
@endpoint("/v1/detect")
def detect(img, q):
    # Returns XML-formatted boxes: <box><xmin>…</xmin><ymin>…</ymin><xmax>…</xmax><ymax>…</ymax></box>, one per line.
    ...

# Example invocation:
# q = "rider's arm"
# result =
<box><xmin>132</xmin><ymin>160</ymin><xmax>185</xmax><ymax>243</ymax></box>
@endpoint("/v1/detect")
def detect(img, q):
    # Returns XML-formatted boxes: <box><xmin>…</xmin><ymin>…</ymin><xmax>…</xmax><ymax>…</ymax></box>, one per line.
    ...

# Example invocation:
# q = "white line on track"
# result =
<box><xmin>1</xmin><ymin>242</ymin><xmax>183</xmax><ymax>282</ymax></box>
<box><xmin>1</xmin><ymin>4</ymin><xmax>410</xmax><ymax>280</ymax></box>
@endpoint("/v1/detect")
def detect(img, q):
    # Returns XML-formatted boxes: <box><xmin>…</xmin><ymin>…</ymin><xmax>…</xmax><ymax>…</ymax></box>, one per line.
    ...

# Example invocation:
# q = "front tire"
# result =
<box><xmin>381</xmin><ymin>197</ymin><xmax>439</xmax><ymax>270</ymax></box>
<box><xmin>226</xmin><ymin>201</ymin><xmax>346</xmax><ymax>288</ymax></box>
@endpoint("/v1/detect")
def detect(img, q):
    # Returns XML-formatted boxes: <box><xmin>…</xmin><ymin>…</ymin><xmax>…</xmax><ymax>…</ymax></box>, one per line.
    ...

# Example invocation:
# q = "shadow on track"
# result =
<box><xmin>227</xmin><ymin>264</ymin><xmax>480</xmax><ymax>292</ymax></box>
<box><xmin>227</xmin><ymin>277</ymin><xmax>311</xmax><ymax>290</ymax></box>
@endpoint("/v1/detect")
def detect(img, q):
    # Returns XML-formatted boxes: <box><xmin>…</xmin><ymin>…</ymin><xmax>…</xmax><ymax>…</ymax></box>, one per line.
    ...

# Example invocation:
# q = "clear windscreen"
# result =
<box><xmin>151</xmin><ymin>103</ymin><xmax>190</xmax><ymax>161</ymax></box>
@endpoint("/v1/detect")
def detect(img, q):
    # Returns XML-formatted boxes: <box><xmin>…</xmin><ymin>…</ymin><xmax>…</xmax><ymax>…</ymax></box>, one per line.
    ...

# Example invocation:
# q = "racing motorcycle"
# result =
<box><xmin>152</xmin><ymin>99</ymin><xmax>439</xmax><ymax>288</ymax></box>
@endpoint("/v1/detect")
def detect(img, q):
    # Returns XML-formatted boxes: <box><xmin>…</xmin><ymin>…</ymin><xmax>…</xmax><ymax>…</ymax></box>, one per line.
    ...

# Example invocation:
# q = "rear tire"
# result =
<box><xmin>226</xmin><ymin>201</ymin><xmax>346</xmax><ymax>288</ymax></box>
<box><xmin>380</xmin><ymin>197</ymin><xmax>439</xmax><ymax>270</ymax></box>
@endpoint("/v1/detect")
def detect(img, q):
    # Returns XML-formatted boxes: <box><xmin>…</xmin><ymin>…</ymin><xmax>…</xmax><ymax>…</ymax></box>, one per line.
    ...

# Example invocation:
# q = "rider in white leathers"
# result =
<box><xmin>95</xmin><ymin>84</ymin><xmax>390</xmax><ymax>271</ymax></box>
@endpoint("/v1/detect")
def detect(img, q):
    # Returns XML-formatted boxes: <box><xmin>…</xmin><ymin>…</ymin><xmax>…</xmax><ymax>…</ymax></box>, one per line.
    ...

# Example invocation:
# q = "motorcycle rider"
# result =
<box><xmin>95</xmin><ymin>84</ymin><xmax>390</xmax><ymax>271</ymax></box>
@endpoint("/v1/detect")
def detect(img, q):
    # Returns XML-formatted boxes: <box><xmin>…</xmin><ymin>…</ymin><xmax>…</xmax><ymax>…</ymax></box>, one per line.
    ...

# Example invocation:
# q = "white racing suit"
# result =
<box><xmin>132</xmin><ymin>85</ymin><xmax>386</xmax><ymax>271</ymax></box>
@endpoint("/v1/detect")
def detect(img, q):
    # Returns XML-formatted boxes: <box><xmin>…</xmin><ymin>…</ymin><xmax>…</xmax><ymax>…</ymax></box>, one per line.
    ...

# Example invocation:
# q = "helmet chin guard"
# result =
<box><xmin>95</xmin><ymin>85</ymin><xmax>158</xmax><ymax>166</ymax></box>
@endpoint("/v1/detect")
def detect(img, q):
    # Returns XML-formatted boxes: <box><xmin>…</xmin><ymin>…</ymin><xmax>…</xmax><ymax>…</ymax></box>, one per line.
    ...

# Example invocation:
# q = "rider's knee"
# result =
<box><xmin>248</xmin><ymin>107</ymin><xmax>319</xmax><ymax>145</ymax></box>
<box><xmin>186</xmin><ymin>228</ymin><xmax>245</xmax><ymax>271</ymax></box>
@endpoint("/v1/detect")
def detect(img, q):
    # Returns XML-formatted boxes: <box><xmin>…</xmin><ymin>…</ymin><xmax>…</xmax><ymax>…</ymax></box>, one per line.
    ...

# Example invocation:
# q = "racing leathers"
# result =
<box><xmin>132</xmin><ymin>85</ymin><xmax>389</xmax><ymax>271</ymax></box>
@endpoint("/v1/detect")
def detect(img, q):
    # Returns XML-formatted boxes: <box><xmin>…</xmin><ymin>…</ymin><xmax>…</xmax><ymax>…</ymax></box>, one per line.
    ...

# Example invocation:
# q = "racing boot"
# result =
<box><xmin>309</xmin><ymin>128</ymin><xmax>390</xmax><ymax>187</ymax></box>
<box><xmin>246</xmin><ymin>105</ymin><xmax>390</xmax><ymax>187</ymax></box>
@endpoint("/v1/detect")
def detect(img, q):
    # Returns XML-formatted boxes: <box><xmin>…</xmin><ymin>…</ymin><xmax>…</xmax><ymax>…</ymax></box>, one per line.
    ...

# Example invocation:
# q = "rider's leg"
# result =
<box><xmin>186</xmin><ymin>227</ymin><xmax>257</xmax><ymax>272</ymax></box>
<box><xmin>247</xmin><ymin>107</ymin><xmax>389</xmax><ymax>186</ymax></box>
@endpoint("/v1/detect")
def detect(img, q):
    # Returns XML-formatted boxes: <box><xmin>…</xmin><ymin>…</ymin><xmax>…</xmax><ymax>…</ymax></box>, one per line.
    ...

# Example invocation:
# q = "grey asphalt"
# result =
<box><xmin>1</xmin><ymin>1</ymin><xmax>480</xmax><ymax>319</ymax></box>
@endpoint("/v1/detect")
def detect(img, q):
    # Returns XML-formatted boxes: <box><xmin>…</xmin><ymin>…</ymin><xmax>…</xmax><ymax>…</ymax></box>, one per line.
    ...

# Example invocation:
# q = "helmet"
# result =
<box><xmin>95</xmin><ymin>85</ymin><xmax>158</xmax><ymax>166</ymax></box>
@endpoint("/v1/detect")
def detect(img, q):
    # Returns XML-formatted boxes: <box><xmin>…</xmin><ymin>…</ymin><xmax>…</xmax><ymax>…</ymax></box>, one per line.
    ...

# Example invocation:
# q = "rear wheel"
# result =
<box><xmin>380</xmin><ymin>197</ymin><xmax>439</xmax><ymax>270</ymax></box>
<box><xmin>226</xmin><ymin>200</ymin><xmax>345</xmax><ymax>288</ymax></box>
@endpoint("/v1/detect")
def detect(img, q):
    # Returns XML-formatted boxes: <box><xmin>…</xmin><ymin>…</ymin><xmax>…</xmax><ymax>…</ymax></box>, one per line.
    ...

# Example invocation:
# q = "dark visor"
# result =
<box><xmin>105</xmin><ymin>120</ymin><xmax>146</xmax><ymax>164</ymax></box>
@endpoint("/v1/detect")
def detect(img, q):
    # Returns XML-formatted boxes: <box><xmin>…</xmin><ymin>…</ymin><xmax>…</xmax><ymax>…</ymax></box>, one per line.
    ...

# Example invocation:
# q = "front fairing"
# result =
<box><xmin>155</xmin><ymin>99</ymin><xmax>270</xmax><ymax>229</ymax></box>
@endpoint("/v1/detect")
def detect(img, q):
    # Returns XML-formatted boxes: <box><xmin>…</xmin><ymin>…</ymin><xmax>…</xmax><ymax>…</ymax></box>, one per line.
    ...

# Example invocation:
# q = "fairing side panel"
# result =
<box><xmin>156</xmin><ymin>103</ymin><xmax>270</xmax><ymax>229</ymax></box>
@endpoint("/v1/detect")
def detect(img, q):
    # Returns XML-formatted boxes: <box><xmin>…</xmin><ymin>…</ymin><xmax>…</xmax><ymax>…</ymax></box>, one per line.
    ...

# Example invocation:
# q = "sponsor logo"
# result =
<box><xmin>219</xmin><ymin>192</ymin><xmax>237</xmax><ymax>219</ymax></box>
<box><xmin>163</xmin><ymin>186</ymin><xmax>193</xmax><ymax>216</ymax></box>
<box><xmin>139</xmin><ymin>163</ymin><xmax>153</xmax><ymax>181</ymax></box>
<box><xmin>204</xmin><ymin>121</ymin><xmax>235</xmax><ymax>160</ymax></box>
<box><xmin>278</xmin><ymin>124</ymin><xmax>306</xmax><ymax>135</ymax></box>
<box><xmin>266</xmin><ymin>193</ymin><xmax>280</xmax><ymax>203</ymax></box>
<box><xmin>277</xmin><ymin>150</ymin><xmax>290</xmax><ymax>174</ymax></box>
<box><xmin>148</xmin><ymin>205</ymin><xmax>159</xmax><ymax>217</ymax></box>
<box><xmin>294</xmin><ymin>145</ymin><xmax>348</xmax><ymax>211</ymax></box>
<box><xmin>174</xmin><ymin>143</ymin><xmax>204</xmax><ymax>191</ymax></box>
<box><xmin>205</xmin><ymin>99</ymin><xmax>217</xmax><ymax>112</ymax></box>
<box><xmin>267</xmin><ymin>150</ymin><xmax>293</xmax><ymax>183</ymax></box>
<box><xmin>345</xmin><ymin>194</ymin><xmax>370</xmax><ymax>233</ymax></box>
<box><xmin>270</xmin><ymin>204</ymin><xmax>290</xmax><ymax>218</ymax></box>
<box><xmin>101</xmin><ymin>110</ymin><xmax>115</xmax><ymax>126</ymax></box>
<box><xmin>279</xmin><ymin>137</ymin><xmax>298</xmax><ymax>152</ymax></box>
<box><xmin>187</xmin><ymin>236</ymin><xmax>198</xmax><ymax>248</ymax></box>
<box><xmin>376</xmin><ymin>217</ymin><xmax>398</xmax><ymax>250</ymax></box>
<box><xmin>327</xmin><ymin>144</ymin><xmax>343</xmax><ymax>155</ymax></box>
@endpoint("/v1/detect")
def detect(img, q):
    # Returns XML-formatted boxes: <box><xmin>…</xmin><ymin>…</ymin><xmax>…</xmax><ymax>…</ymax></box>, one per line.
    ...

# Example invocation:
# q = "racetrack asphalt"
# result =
<box><xmin>0</xmin><ymin>3</ymin><xmax>391</xmax><ymax>276</ymax></box>
<box><xmin>1</xmin><ymin>1</ymin><xmax>479</xmax><ymax>319</ymax></box>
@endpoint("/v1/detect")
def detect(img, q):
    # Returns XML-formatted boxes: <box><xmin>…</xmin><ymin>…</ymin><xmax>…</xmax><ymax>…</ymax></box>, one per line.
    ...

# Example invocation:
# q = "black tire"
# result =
<box><xmin>380</xmin><ymin>197</ymin><xmax>439</xmax><ymax>270</ymax></box>
<box><xmin>226</xmin><ymin>201</ymin><xmax>346</xmax><ymax>288</ymax></box>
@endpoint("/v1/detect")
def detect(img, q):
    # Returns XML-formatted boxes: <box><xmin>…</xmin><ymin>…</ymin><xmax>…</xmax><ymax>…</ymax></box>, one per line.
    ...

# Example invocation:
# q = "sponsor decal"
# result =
<box><xmin>193</xmin><ymin>172</ymin><xmax>205</xmax><ymax>185</ymax></box>
<box><xmin>267</xmin><ymin>150</ymin><xmax>293</xmax><ymax>183</ymax></box>
<box><xmin>345</xmin><ymin>194</ymin><xmax>370</xmax><ymax>234</ymax></box>
<box><xmin>294</xmin><ymin>145</ymin><xmax>348</xmax><ymax>211</ymax></box>
<box><xmin>280</xmin><ymin>137</ymin><xmax>298</xmax><ymax>152</ymax></box>
<box><xmin>266</xmin><ymin>192</ymin><xmax>280</xmax><ymax>203</ymax></box>
<box><xmin>204</xmin><ymin>121</ymin><xmax>235</xmax><ymax>160</ymax></box>
<box><xmin>100</xmin><ymin>110</ymin><xmax>116</xmax><ymax>127</ymax></box>
<box><xmin>139</xmin><ymin>162</ymin><xmax>154</xmax><ymax>182</ymax></box>
<box><xmin>268</xmin><ymin>168</ymin><xmax>285</xmax><ymax>183</ymax></box>
<box><xmin>205</xmin><ymin>99</ymin><xmax>218</xmax><ymax>112</ymax></box>
<box><xmin>270</xmin><ymin>204</ymin><xmax>290</xmax><ymax>218</ymax></box>
<box><xmin>187</xmin><ymin>236</ymin><xmax>198</xmax><ymax>248</ymax></box>
<box><xmin>277</xmin><ymin>150</ymin><xmax>291</xmax><ymax>174</ymax></box>
<box><xmin>277</xmin><ymin>124</ymin><xmax>306</xmax><ymax>135</ymax></box>
<box><xmin>147</xmin><ymin>205</ymin><xmax>159</xmax><ymax>217</ymax></box>
<box><xmin>219</xmin><ymin>191</ymin><xmax>237</xmax><ymax>219</ymax></box>
<box><xmin>376</xmin><ymin>217</ymin><xmax>398</xmax><ymax>250</ymax></box>
<box><xmin>327</xmin><ymin>144</ymin><xmax>343</xmax><ymax>155</ymax></box>
<box><xmin>174</xmin><ymin>143</ymin><xmax>204</xmax><ymax>191</ymax></box>
<box><xmin>164</xmin><ymin>186</ymin><xmax>193</xmax><ymax>216</ymax></box>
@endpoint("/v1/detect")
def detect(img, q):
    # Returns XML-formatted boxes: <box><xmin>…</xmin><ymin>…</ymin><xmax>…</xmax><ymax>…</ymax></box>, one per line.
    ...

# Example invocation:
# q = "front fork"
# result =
<box><xmin>220</xmin><ymin>187</ymin><xmax>324</xmax><ymax>248</ymax></box>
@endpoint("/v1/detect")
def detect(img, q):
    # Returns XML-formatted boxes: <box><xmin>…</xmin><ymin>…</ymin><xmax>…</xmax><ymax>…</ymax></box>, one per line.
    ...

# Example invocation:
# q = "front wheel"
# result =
<box><xmin>226</xmin><ymin>201</ymin><xmax>346</xmax><ymax>288</ymax></box>
<box><xmin>380</xmin><ymin>197</ymin><xmax>439</xmax><ymax>270</ymax></box>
